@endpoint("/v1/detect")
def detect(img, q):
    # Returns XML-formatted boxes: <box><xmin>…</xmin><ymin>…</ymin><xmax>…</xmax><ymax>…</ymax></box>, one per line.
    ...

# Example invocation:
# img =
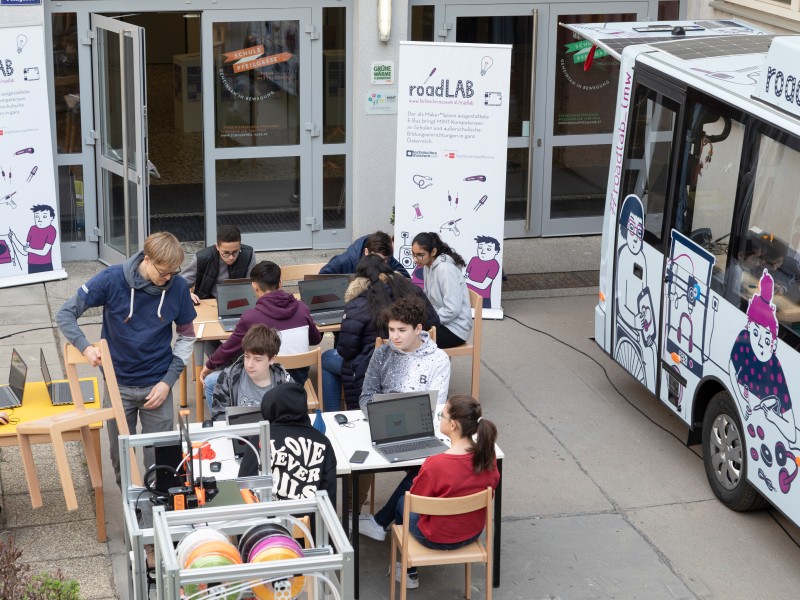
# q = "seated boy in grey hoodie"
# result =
<box><xmin>211</xmin><ymin>324</ymin><xmax>292</xmax><ymax>420</ymax></box>
<box><xmin>359</xmin><ymin>296</ymin><xmax>450</xmax><ymax>414</ymax></box>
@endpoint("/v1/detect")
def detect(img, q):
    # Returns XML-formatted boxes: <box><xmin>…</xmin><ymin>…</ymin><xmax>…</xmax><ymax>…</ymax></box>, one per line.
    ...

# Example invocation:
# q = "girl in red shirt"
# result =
<box><xmin>361</xmin><ymin>394</ymin><xmax>500</xmax><ymax>588</ymax></box>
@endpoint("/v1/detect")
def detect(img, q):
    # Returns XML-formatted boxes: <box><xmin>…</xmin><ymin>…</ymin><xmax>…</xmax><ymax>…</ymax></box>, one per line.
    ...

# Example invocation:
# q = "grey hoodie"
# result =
<box><xmin>423</xmin><ymin>253</ymin><xmax>473</xmax><ymax>341</ymax></box>
<box><xmin>358</xmin><ymin>331</ymin><xmax>451</xmax><ymax>413</ymax></box>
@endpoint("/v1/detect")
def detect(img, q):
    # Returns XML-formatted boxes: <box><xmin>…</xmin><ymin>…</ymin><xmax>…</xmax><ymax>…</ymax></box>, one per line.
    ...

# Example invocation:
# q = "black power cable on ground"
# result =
<box><xmin>504</xmin><ymin>312</ymin><xmax>800</xmax><ymax>550</ymax></box>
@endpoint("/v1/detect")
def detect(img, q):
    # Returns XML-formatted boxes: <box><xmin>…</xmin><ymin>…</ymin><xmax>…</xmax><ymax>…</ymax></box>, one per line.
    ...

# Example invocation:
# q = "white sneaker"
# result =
<box><xmin>395</xmin><ymin>563</ymin><xmax>419</xmax><ymax>590</ymax></box>
<box><xmin>358</xmin><ymin>513</ymin><xmax>387</xmax><ymax>541</ymax></box>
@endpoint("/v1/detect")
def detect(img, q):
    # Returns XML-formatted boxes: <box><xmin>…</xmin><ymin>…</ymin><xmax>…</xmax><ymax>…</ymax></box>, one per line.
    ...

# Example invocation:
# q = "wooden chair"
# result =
<box><xmin>17</xmin><ymin>340</ymin><xmax>141</xmax><ymax>543</ymax></box>
<box><xmin>277</xmin><ymin>347</ymin><xmax>322</xmax><ymax>412</ymax></box>
<box><xmin>443</xmin><ymin>290</ymin><xmax>483</xmax><ymax>399</ymax></box>
<box><xmin>390</xmin><ymin>487</ymin><xmax>493</xmax><ymax>600</ymax></box>
<box><xmin>280</xmin><ymin>262</ymin><xmax>328</xmax><ymax>283</ymax></box>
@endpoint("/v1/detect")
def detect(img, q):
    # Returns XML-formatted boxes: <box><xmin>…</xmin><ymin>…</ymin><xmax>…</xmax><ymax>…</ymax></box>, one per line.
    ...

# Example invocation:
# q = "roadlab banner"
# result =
<box><xmin>394</xmin><ymin>42</ymin><xmax>511</xmax><ymax>319</ymax></box>
<box><xmin>0</xmin><ymin>25</ymin><xmax>66</xmax><ymax>287</ymax></box>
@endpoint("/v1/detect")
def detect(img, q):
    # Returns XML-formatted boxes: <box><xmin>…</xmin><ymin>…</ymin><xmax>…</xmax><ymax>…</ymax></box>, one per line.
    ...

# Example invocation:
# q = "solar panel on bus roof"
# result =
<box><xmin>649</xmin><ymin>35</ymin><xmax>775</xmax><ymax>60</ymax></box>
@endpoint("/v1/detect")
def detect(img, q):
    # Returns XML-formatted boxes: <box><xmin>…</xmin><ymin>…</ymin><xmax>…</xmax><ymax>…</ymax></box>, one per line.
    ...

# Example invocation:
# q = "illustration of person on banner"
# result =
<box><xmin>9</xmin><ymin>204</ymin><xmax>57</xmax><ymax>274</ymax></box>
<box><xmin>465</xmin><ymin>235</ymin><xmax>501</xmax><ymax>309</ymax></box>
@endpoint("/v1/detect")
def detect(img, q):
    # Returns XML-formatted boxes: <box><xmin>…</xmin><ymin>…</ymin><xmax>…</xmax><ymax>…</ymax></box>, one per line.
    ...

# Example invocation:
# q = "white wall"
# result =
<box><xmin>0</xmin><ymin>4</ymin><xmax>43</xmax><ymax>27</ymax></box>
<box><xmin>352</xmin><ymin>0</ymin><xmax>409</xmax><ymax>237</ymax></box>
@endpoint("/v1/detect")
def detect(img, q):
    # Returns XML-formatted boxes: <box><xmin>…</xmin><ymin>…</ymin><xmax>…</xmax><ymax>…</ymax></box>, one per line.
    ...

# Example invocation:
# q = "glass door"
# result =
<box><xmin>202</xmin><ymin>10</ymin><xmax>314</xmax><ymax>249</ymax></box>
<box><xmin>91</xmin><ymin>14</ymin><xmax>148</xmax><ymax>264</ymax></box>
<box><xmin>543</xmin><ymin>6</ymin><xmax>647</xmax><ymax>235</ymax></box>
<box><xmin>444</xmin><ymin>4</ymin><xmax>547</xmax><ymax>236</ymax></box>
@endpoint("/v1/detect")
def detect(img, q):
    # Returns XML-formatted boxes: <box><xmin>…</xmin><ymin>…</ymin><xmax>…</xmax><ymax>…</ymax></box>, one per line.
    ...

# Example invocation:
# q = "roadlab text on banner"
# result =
<box><xmin>393</xmin><ymin>42</ymin><xmax>511</xmax><ymax>319</ymax></box>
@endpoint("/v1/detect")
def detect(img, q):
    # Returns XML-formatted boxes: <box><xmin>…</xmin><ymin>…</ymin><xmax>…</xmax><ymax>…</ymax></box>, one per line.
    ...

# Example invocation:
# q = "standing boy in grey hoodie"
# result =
<box><xmin>359</xmin><ymin>296</ymin><xmax>450</xmax><ymax>413</ymax></box>
<box><xmin>56</xmin><ymin>232</ymin><xmax>197</xmax><ymax>483</ymax></box>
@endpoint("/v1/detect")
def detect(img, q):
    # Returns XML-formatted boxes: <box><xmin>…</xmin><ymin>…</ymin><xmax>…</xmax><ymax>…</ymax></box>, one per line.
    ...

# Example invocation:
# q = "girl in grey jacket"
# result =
<box><xmin>412</xmin><ymin>232</ymin><xmax>473</xmax><ymax>348</ymax></box>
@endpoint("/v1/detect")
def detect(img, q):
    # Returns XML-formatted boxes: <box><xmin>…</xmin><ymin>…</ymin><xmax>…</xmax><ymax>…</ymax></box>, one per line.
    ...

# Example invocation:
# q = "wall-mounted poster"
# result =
<box><xmin>0</xmin><ymin>24</ymin><xmax>66</xmax><ymax>287</ymax></box>
<box><xmin>394</xmin><ymin>42</ymin><xmax>511</xmax><ymax>319</ymax></box>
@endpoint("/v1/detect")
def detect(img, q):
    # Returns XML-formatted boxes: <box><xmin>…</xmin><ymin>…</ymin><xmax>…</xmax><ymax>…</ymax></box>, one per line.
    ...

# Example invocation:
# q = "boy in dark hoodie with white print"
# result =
<box><xmin>56</xmin><ymin>232</ymin><xmax>197</xmax><ymax>484</ymax></box>
<box><xmin>210</xmin><ymin>324</ymin><xmax>292</xmax><ymax>420</ymax></box>
<box><xmin>238</xmin><ymin>382</ymin><xmax>337</xmax><ymax>505</ymax></box>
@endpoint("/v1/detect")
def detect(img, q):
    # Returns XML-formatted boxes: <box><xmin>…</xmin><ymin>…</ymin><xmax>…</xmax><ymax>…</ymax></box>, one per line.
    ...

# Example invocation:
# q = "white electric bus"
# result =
<box><xmin>568</xmin><ymin>20</ymin><xmax>800</xmax><ymax>523</ymax></box>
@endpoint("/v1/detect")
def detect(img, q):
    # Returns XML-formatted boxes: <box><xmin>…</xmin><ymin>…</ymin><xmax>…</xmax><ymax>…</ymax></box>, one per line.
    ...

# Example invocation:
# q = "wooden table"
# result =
<box><xmin>2</xmin><ymin>379</ymin><xmax>105</xmax><ymax>541</ymax></box>
<box><xmin>187</xmin><ymin>299</ymin><xmax>339</xmax><ymax>421</ymax></box>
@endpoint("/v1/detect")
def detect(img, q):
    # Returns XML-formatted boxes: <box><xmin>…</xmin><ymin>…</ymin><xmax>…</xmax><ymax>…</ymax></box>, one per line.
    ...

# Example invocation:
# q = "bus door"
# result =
<box><xmin>612</xmin><ymin>79</ymin><xmax>682</xmax><ymax>396</ymax></box>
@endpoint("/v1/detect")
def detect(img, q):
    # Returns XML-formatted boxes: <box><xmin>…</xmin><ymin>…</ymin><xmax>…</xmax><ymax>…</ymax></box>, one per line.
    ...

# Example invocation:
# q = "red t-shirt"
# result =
<box><xmin>410</xmin><ymin>452</ymin><xmax>500</xmax><ymax>544</ymax></box>
<box><xmin>27</xmin><ymin>225</ymin><xmax>56</xmax><ymax>265</ymax></box>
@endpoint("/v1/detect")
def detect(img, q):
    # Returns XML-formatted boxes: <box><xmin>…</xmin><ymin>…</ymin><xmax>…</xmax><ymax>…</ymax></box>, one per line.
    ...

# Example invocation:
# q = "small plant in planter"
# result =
<box><xmin>0</xmin><ymin>536</ymin><xmax>81</xmax><ymax>599</ymax></box>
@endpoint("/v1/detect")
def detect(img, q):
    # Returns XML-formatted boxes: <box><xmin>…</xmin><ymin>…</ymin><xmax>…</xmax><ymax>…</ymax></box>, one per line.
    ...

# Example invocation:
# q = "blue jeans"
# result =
<box><xmin>321</xmin><ymin>349</ymin><xmax>343</xmax><ymax>412</ymax></box>
<box><xmin>204</xmin><ymin>370</ymin><xmax>221</xmax><ymax>411</ymax></box>
<box><xmin>375</xmin><ymin>470</ymin><xmax>480</xmax><ymax>551</ymax></box>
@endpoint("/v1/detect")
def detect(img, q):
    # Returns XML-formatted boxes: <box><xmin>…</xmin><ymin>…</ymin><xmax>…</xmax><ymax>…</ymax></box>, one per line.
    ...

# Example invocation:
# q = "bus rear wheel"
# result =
<box><xmin>702</xmin><ymin>391</ymin><xmax>768</xmax><ymax>511</ymax></box>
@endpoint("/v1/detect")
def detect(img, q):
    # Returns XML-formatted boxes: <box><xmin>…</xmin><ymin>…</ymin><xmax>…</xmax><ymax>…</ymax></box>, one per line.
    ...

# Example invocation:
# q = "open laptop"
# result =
<box><xmin>216</xmin><ymin>281</ymin><xmax>257</xmax><ymax>331</ymax></box>
<box><xmin>40</xmin><ymin>349</ymin><xmax>96</xmax><ymax>406</ymax></box>
<box><xmin>304</xmin><ymin>273</ymin><xmax>357</xmax><ymax>284</ymax></box>
<box><xmin>0</xmin><ymin>348</ymin><xmax>27</xmax><ymax>409</ymax></box>
<box><xmin>373</xmin><ymin>390</ymin><xmax>438</xmax><ymax>416</ymax></box>
<box><xmin>366</xmin><ymin>393</ymin><xmax>448</xmax><ymax>463</ymax></box>
<box><xmin>225</xmin><ymin>405</ymin><xmax>264</xmax><ymax>457</ymax></box>
<box><xmin>297</xmin><ymin>276</ymin><xmax>349</xmax><ymax>326</ymax></box>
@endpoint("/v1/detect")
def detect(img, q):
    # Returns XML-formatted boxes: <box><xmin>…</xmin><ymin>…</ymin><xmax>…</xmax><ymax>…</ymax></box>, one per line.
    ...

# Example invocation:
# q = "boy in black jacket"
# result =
<box><xmin>239</xmin><ymin>382</ymin><xmax>337</xmax><ymax>506</ymax></box>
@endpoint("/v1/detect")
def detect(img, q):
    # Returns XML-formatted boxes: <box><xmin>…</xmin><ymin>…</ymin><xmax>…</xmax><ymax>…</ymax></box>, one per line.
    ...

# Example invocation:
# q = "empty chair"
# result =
<box><xmin>17</xmin><ymin>340</ymin><xmax>141</xmax><ymax>543</ymax></box>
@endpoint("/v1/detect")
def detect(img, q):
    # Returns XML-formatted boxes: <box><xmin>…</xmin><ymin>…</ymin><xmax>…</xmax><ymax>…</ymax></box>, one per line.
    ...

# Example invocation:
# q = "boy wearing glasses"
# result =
<box><xmin>56</xmin><ymin>231</ymin><xmax>197</xmax><ymax>485</ymax></box>
<box><xmin>181</xmin><ymin>224</ymin><xmax>256</xmax><ymax>302</ymax></box>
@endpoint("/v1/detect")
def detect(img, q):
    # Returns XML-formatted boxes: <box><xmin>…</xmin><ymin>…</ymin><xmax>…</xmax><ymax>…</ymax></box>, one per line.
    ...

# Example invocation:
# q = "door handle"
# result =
<box><xmin>147</xmin><ymin>160</ymin><xmax>161</xmax><ymax>180</ymax></box>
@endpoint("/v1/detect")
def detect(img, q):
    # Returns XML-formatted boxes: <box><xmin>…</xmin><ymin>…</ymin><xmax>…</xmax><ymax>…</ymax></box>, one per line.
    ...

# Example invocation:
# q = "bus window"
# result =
<box><xmin>621</xmin><ymin>84</ymin><xmax>678</xmax><ymax>249</ymax></box>
<box><xmin>674</xmin><ymin>97</ymin><xmax>744</xmax><ymax>295</ymax></box>
<box><xmin>736</xmin><ymin>130</ymin><xmax>800</xmax><ymax>336</ymax></box>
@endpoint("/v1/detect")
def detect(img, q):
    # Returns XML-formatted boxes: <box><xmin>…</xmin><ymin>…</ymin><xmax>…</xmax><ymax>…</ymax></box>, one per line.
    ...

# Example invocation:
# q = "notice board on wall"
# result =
<box><xmin>393</xmin><ymin>42</ymin><xmax>511</xmax><ymax>319</ymax></box>
<box><xmin>0</xmin><ymin>24</ymin><xmax>66</xmax><ymax>287</ymax></box>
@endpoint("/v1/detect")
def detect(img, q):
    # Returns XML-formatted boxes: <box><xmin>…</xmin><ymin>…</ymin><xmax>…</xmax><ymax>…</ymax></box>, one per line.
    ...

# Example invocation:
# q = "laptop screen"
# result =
<box><xmin>39</xmin><ymin>349</ymin><xmax>53</xmax><ymax>387</ymax></box>
<box><xmin>225</xmin><ymin>406</ymin><xmax>263</xmax><ymax>455</ymax></box>
<box><xmin>368</xmin><ymin>394</ymin><xmax>435</xmax><ymax>445</ymax></box>
<box><xmin>298</xmin><ymin>277</ymin><xmax>349</xmax><ymax>311</ymax></box>
<box><xmin>9</xmin><ymin>349</ymin><xmax>27</xmax><ymax>400</ymax></box>
<box><xmin>217</xmin><ymin>282</ymin><xmax>256</xmax><ymax>319</ymax></box>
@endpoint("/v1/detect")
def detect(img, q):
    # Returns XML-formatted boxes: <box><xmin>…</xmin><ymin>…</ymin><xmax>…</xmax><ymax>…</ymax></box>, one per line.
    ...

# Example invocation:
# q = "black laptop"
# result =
<box><xmin>297</xmin><ymin>276</ymin><xmax>349</xmax><ymax>326</ymax></box>
<box><xmin>40</xmin><ymin>349</ymin><xmax>96</xmax><ymax>406</ymax></box>
<box><xmin>0</xmin><ymin>348</ymin><xmax>27</xmax><ymax>409</ymax></box>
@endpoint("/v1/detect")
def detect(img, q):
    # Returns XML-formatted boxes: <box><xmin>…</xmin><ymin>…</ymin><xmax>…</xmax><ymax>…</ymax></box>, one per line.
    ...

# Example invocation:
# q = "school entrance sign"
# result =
<box><xmin>393</xmin><ymin>41</ymin><xmax>511</xmax><ymax>319</ymax></box>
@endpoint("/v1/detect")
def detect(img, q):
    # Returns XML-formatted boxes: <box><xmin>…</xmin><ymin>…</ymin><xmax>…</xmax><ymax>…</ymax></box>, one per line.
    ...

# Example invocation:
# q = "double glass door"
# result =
<box><xmin>438</xmin><ymin>2</ymin><xmax>648</xmax><ymax>236</ymax></box>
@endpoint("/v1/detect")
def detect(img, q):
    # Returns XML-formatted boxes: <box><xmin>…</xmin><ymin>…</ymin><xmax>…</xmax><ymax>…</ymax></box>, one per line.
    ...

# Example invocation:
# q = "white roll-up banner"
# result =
<box><xmin>394</xmin><ymin>41</ymin><xmax>511</xmax><ymax>319</ymax></box>
<box><xmin>0</xmin><ymin>24</ymin><xmax>66</xmax><ymax>288</ymax></box>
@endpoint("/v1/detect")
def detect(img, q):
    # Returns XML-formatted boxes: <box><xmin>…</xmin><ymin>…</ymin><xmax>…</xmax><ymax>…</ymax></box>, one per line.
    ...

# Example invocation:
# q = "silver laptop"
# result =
<box><xmin>297</xmin><ymin>276</ymin><xmax>349</xmax><ymax>326</ymax></box>
<box><xmin>216</xmin><ymin>281</ymin><xmax>257</xmax><ymax>331</ymax></box>
<box><xmin>40</xmin><ymin>349</ymin><xmax>96</xmax><ymax>406</ymax></box>
<box><xmin>0</xmin><ymin>348</ymin><xmax>27</xmax><ymax>409</ymax></box>
<box><xmin>367</xmin><ymin>393</ymin><xmax>448</xmax><ymax>463</ymax></box>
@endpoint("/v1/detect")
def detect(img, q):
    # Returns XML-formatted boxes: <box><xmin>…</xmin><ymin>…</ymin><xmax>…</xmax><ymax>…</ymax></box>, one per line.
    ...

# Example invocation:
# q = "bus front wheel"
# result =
<box><xmin>702</xmin><ymin>391</ymin><xmax>768</xmax><ymax>511</ymax></box>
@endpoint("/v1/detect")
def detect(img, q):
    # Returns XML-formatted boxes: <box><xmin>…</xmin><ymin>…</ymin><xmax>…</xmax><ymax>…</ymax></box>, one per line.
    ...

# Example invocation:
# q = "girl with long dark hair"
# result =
<box><xmin>320</xmin><ymin>254</ymin><xmax>439</xmax><ymax>411</ymax></box>
<box><xmin>412</xmin><ymin>232</ymin><xmax>473</xmax><ymax>348</ymax></box>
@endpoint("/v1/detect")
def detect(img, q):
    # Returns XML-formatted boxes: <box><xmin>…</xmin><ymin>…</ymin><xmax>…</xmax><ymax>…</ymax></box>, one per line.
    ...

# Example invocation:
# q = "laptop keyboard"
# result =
<box><xmin>314</xmin><ymin>310</ymin><xmax>344</xmax><ymax>322</ymax></box>
<box><xmin>384</xmin><ymin>438</ymin><xmax>443</xmax><ymax>454</ymax></box>
<box><xmin>0</xmin><ymin>387</ymin><xmax>21</xmax><ymax>408</ymax></box>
